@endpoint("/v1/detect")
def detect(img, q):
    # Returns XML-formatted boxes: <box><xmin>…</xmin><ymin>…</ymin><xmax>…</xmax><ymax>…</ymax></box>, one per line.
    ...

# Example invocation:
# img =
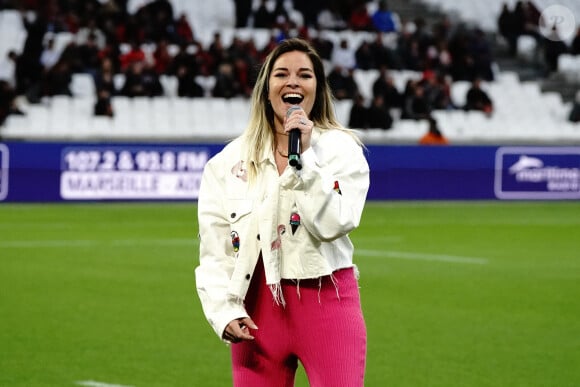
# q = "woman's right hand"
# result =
<box><xmin>222</xmin><ymin>317</ymin><xmax>258</xmax><ymax>343</ymax></box>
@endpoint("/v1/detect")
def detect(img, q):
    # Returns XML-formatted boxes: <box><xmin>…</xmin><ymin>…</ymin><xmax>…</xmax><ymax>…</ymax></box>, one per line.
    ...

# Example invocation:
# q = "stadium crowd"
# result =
<box><xmin>0</xmin><ymin>0</ymin><xmax>579</xmax><ymax>128</ymax></box>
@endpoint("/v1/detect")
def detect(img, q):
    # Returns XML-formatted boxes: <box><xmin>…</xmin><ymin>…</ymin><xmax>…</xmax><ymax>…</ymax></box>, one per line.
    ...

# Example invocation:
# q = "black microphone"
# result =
<box><xmin>287</xmin><ymin>105</ymin><xmax>302</xmax><ymax>170</ymax></box>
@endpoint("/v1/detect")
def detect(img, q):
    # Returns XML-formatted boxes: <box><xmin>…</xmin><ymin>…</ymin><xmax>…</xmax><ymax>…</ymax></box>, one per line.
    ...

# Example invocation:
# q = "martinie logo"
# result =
<box><xmin>495</xmin><ymin>147</ymin><xmax>580</xmax><ymax>199</ymax></box>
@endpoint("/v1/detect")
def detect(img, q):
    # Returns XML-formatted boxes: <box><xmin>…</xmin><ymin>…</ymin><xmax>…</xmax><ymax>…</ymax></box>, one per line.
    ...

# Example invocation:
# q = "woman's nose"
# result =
<box><xmin>286</xmin><ymin>74</ymin><xmax>299</xmax><ymax>86</ymax></box>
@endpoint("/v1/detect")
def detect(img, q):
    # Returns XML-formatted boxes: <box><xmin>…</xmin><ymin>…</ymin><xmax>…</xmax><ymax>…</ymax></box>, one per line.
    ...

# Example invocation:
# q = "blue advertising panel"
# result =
<box><xmin>60</xmin><ymin>145</ymin><xmax>210</xmax><ymax>200</ymax></box>
<box><xmin>365</xmin><ymin>145</ymin><xmax>496</xmax><ymax>200</ymax></box>
<box><xmin>1</xmin><ymin>141</ymin><xmax>578</xmax><ymax>202</ymax></box>
<box><xmin>494</xmin><ymin>147</ymin><xmax>580</xmax><ymax>199</ymax></box>
<box><xmin>2</xmin><ymin>142</ymin><xmax>216</xmax><ymax>202</ymax></box>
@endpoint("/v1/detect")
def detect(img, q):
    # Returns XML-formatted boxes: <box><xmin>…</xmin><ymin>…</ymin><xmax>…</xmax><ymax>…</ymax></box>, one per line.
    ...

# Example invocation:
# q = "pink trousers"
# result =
<box><xmin>231</xmin><ymin>260</ymin><xmax>367</xmax><ymax>387</ymax></box>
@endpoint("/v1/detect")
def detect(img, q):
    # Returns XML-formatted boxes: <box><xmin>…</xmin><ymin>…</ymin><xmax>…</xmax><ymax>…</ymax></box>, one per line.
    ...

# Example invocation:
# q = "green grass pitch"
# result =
<box><xmin>1</xmin><ymin>201</ymin><xmax>579</xmax><ymax>386</ymax></box>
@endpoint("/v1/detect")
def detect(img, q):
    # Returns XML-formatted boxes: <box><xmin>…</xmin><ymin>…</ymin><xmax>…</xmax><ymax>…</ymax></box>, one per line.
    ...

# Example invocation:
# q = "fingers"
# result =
<box><xmin>223</xmin><ymin>317</ymin><xmax>258</xmax><ymax>343</ymax></box>
<box><xmin>285</xmin><ymin>111</ymin><xmax>312</xmax><ymax>133</ymax></box>
<box><xmin>285</xmin><ymin>112</ymin><xmax>312</xmax><ymax>152</ymax></box>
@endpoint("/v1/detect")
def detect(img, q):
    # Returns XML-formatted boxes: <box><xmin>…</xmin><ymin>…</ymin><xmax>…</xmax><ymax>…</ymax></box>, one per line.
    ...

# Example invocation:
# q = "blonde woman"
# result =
<box><xmin>195</xmin><ymin>38</ymin><xmax>370</xmax><ymax>386</ymax></box>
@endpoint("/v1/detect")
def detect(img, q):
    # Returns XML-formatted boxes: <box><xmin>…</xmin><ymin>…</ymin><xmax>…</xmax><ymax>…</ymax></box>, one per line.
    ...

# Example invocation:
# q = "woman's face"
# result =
<box><xmin>268</xmin><ymin>50</ymin><xmax>317</xmax><ymax>123</ymax></box>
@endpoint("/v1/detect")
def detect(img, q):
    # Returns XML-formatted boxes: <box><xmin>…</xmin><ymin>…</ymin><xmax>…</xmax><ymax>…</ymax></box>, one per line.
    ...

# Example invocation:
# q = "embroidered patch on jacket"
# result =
<box><xmin>333</xmin><ymin>180</ymin><xmax>342</xmax><ymax>195</ymax></box>
<box><xmin>290</xmin><ymin>212</ymin><xmax>300</xmax><ymax>235</ymax></box>
<box><xmin>231</xmin><ymin>231</ymin><xmax>240</xmax><ymax>252</ymax></box>
<box><xmin>271</xmin><ymin>224</ymin><xmax>286</xmax><ymax>250</ymax></box>
<box><xmin>231</xmin><ymin>160</ymin><xmax>247</xmax><ymax>182</ymax></box>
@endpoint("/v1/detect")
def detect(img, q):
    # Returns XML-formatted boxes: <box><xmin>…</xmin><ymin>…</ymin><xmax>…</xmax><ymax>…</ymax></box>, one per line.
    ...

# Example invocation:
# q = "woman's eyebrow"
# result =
<box><xmin>273</xmin><ymin>67</ymin><xmax>314</xmax><ymax>72</ymax></box>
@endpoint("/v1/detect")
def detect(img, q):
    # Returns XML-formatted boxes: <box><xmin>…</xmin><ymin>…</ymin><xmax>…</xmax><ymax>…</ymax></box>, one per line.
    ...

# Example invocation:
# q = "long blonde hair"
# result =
<box><xmin>241</xmin><ymin>38</ymin><xmax>361</xmax><ymax>183</ymax></box>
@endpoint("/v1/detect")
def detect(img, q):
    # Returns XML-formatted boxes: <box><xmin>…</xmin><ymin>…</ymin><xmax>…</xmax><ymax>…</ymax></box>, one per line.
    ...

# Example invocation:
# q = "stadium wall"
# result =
<box><xmin>0</xmin><ymin>142</ymin><xmax>579</xmax><ymax>202</ymax></box>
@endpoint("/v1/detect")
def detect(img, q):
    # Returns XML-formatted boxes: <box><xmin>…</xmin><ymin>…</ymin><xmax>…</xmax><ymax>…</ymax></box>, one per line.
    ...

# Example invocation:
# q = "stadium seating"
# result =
<box><xmin>422</xmin><ymin>0</ymin><xmax>580</xmax><ymax>38</ymax></box>
<box><xmin>0</xmin><ymin>2</ymin><xmax>579</xmax><ymax>145</ymax></box>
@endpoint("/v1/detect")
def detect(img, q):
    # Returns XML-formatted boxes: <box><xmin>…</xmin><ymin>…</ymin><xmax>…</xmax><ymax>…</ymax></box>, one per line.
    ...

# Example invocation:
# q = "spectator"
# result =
<box><xmin>568</xmin><ymin>90</ymin><xmax>580</xmax><ymax>123</ymax></box>
<box><xmin>208</xmin><ymin>32</ymin><xmax>226</xmax><ymax>72</ymax></box>
<box><xmin>234</xmin><ymin>0</ymin><xmax>252</xmax><ymax>28</ymax></box>
<box><xmin>252</xmin><ymin>0</ymin><xmax>275</xmax><ymax>28</ymax></box>
<box><xmin>465</xmin><ymin>77</ymin><xmax>493</xmax><ymax>116</ymax></box>
<box><xmin>372</xmin><ymin>66</ymin><xmax>403</xmax><ymax>109</ymax></box>
<box><xmin>371</xmin><ymin>0</ymin><xmax>401</xmax><ymax>34</ymax></box>
<box><xmin>77</xmin><ymin>33</ymin><xmax>102</xmax><ymax>77</ymax></box>
<box><xmin>419</xmin><ymin>70</ymin><xmax>452</xmax><ymax>111</ymax></box>
<box><xmin>370</xmin><ymin>32</ymin><xmax>400</xmax><ymax>70</ymax></box>
<box><xmin>469</xmin><ymin>28</ymin><xmax>495</xmax><ymax>81</ymax></box>
<box><xmin>397</xmin><ymin>31</ymin><xmax>422</xmax><ymax>71</ymax></box>
<box><xmin>120</xmin><ymin>60</ymin><xmax>163</xmax><ymax>97</ymax></box>
<box><xmin>435</xmin><ymin>40</ymin><xmax>453</xmax><ymax>76</ymax></box>
<box><xmin>17</xmin><ymin>8</ymin><xmax>47</xmax><ymax>98</ymax></box>
<box><xmin>175</xmin><ymin>64</ymin><xmax>204</xmax><ymax>98</ymax></box>
<box><xmin>327</xmin><ymin>65</ymin><xmax>358</xmax><ymax>100</ymax></box>
<box><xmin>169</xmin><ymin>42</ymin><xmax>201</xmax><ymax>76</ymax></box>
<box><xmin>447</xmin><ymin>25</ymin><xmax>476</xmax><ymax>81</ymax></box>
<box><xmin>431</xmin><ymin>73</ymin><xmax>455</xmax><ymax>110</ymax></box>
<box><xmin>348</xmin><ymin>1</ymin><xmax>373</xmax><ymax>31</ymax></box>
<box><xmin>308</xmin><ymin>29</ymin><xmax>334</xmax><ymax>60</ymax></box>
<box><xmin>571</xmin><ymin>27</ymin><xmax>580</xmax><ymax>55</ymax></box>
<box><xmin>543</xmin><ymin>26</ymin><xmax>569</xmax><ymax>75</ymax></box>
<box><xmin>94</xmin><ymin>88</ymin><xmax>114</xmax><ymax>117</ymax></box>
<box><xmin>317</xmin><ymin>2</ymin><xmax>347</xmax><ymax>31</ymax></box>
<box><xmin>94</xmin><ymin>57</ymin><xmax>117</xmax><ymax>96</ymax></box>
<box><xmin>212</xmin><ymin>62</ymin><xmax>242</xmax><ymax>98</ymax></box>
<box><xmin>498</xmin><ymin>2</ymin><xmax>518</xmax><ymax>56</ymax></box>
<box><xmin>0</xmin><ymin>80</ymin><xmax>24</xmax><ymax>126</ymax></box>
<box><xmin>354</xmin><ymin>40</ymin><xmax>375</xmax><ymax>70</ymax></box>
<box><xmin>119</xmin><ymin>41</ymin><xmax>146</xmax><ymax>72</ymax></box>
<box><xmin>401</xmin><ymin>80</ymin><xmax>430</xmax><ymax>120</ymax></box>
<box><xmin>330</xmin><ymin>38</ymin><xmax>356</xmax><ymax>70</ymax></box>
<box><xmin>512</xmin><ymin>0</ymin><xmax>543</xmax><ymax>57</ymax></box>
<box><xmin>367</xmin><ymin>94</ymin><xmax>393</xmax><ymax>129</ymax></box>
<box><xmin>97</xmin><ymin>39</ymin><xmax>122</xmax><ymax>73</ymax></box>
<box><xmin>348</xmin><ymin>93</ymin><xmax>369</xmax><ymax>129</ymax></box>
<box><xmin>39</xmin><ymin>37</ymin><xmax>60</xmax><ymax>71</ymax></box>
<box><xmin>115</xmin><ymin>13</ymin><xmax>146</xmax><ymax>45</ymax></box>
<box><xmin>42</xmin><ymin>59</ymin><xmax>73</xmax><ymax>96</ymax></box>
<box><xmin>141</xmin><ymin>0</ymin><xmax>176</xmax><ymax>43</ymax></box>
<box><xmin>419</xmin><ymin>117</ymin><xmax>449</xmax><ymax>145</ymax></box>
<box><xmin>77</xmin><ymin>17</ymin><xmax>106</xmax><ymax>50</ymax></box>
<box><xmin>175</xmin><ymin>13</ymin><xmax>195</xmax><ymax>44</ymax></box>
<box><xmin>152</xmin><ymin>38</ymin><xmax>173</xmax><ymax>75</ymax></box>
<box><xmin>271</xmin><ymin>0</ymin><xmax>291</xmax><ymax>29</ymax></box>
<box><xmin>293</xmin><ymin>0</ymin><xmax>325</xmax><ymax>28</ymax></box>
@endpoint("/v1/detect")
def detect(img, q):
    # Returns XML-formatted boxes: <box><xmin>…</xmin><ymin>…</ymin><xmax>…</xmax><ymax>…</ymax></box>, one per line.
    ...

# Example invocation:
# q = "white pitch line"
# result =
<box><xmin>357</xmin><ymin>249</ymin><xmax>488</xmax><ymax>265</ymax></box>
<box><xmin>76</xmin><ymin>381</ymin><xmax>135</xmax><ymax>387</ymax></box>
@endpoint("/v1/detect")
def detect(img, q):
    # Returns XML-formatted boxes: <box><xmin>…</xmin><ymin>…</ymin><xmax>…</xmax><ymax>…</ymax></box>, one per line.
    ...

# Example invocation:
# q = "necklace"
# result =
<box><xmin>276</xmin><ymin>148</ymin><xmax>288</xmax><ymax>158</ymax></box>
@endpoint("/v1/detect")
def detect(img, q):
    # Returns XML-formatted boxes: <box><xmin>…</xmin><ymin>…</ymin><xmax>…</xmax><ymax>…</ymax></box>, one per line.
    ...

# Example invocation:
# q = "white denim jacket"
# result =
<box><xmin>195</xmin><ymin>127</ymin><xmax>370</xmax><ymax>340</ymax></box>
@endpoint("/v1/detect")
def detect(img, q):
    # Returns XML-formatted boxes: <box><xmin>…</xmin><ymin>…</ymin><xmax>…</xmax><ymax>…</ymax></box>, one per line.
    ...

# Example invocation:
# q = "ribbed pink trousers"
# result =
<box><xmin>231</xmin><ymin>260</ymin><xmax>367</xmax><ymax>386</ymax></box>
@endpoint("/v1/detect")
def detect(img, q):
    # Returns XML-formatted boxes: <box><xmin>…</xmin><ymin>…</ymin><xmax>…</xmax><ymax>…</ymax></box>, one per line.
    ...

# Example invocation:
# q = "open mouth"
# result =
<box><xmin>282</xmin><ymin>93</ymin><xmax>304</xmax><ymax>105</ymax></box>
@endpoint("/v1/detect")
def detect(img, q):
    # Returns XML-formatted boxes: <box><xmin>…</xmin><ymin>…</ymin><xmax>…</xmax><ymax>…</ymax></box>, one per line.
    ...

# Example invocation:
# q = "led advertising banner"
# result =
<box><xmin>494</xmin><ymin>147</ymin><xmax>580</xmax><ymax>199</ymax></box>
<box><xmin>1</xmin><ymin>142</ymin><xmax>578</xmax><ymax>202</ymax></box>
<box><xmin>2</xmin><ymin>142</ymin><xmax>214</xmax><ymax>202</ymax></box>
<box><xmin>60</xmin><ymin>146</ymin><xmax>209</xmax><ymax>200</ymax></box>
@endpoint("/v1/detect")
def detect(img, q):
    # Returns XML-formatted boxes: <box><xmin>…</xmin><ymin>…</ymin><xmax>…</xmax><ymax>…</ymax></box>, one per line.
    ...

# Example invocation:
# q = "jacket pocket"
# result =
<box><xmin>226</xmin><ymin>199</ymin><xmax>253</xmax><ymax>224</ymax></box>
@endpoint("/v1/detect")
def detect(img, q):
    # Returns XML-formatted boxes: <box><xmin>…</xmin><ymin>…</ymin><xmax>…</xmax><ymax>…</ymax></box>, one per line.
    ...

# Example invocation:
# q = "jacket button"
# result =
<box><xmin>256</xmin><ymin>234</ymin><xmax>260</xmax><ymax>240</ymax></box>
<box><xmin>245</xmin><ymin>274</ymin><xmax>251</xmax><ymax>280</ymax></box>
<box><xmin>230</xmin><ymin>212</ymin><xmax>236</xmax><ymax>218</ymax></box>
